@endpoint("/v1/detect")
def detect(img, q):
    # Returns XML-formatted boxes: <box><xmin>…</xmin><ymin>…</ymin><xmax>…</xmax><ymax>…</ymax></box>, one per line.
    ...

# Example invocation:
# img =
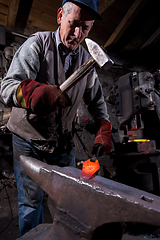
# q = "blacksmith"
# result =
<box><xmin>1</xmin><ymin>0</ymin><xmax>112</xmax><ymax>236</ymax></box>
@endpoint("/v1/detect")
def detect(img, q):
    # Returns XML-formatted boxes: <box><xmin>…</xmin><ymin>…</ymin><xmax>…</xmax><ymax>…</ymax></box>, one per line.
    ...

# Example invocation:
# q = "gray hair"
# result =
<box><xmin>62</xmin><ymin>2</ymin><xmax>73</xmax><ymax>18</ymax></box>
<box><xmin>62</xmin><ymin>1</ymin><xmax>95</xmax><ymax>25</ymax></box>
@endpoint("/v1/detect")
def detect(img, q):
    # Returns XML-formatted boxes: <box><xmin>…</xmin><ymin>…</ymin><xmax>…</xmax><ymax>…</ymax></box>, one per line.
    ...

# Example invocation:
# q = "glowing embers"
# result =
<box><xmin>129</xmin><ymin>139</ymin><xmax>150</xmax><ymax>143</ymax></box>
<box><xmin>114</xmin><ymin>139</ymin><xmax>156</xmax><ymax>153</ymax></box>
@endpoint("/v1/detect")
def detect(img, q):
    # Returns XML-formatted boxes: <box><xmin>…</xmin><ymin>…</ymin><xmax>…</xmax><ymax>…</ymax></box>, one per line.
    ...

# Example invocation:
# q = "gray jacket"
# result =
<box><xmin>1</xmin><ymin>30</ymin><xmax>109</xmax><ymax>152</ymax></box>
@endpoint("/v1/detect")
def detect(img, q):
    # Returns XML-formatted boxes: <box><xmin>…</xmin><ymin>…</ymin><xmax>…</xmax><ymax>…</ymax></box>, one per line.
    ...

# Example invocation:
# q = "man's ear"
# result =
<box><xmin>57</xmin><ymin>7</ymin><xmax>63</xmax><ymax>24</ymax></box>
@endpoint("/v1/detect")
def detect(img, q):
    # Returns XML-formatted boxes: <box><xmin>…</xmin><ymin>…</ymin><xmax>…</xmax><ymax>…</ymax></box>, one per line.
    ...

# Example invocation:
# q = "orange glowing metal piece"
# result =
<box><xmin>80</xmin><ymin>158</ymin><xmax>100</xmax><ymax>179</ymax></box>
<box><xmin>131</xmin><ymin>139</ymin><xmax>150</xmax><ymax>142</ymax></box>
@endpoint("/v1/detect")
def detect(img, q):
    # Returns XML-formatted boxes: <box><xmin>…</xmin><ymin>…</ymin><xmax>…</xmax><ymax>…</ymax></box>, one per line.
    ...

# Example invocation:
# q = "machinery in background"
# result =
<box><xmin>106</xmin><ymin>70</ymin><xmax>160</xmax><ymax>195</ymax></box>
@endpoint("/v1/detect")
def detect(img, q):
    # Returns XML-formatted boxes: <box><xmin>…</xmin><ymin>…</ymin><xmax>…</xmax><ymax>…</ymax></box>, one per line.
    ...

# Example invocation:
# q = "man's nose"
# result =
<box><xmin>74</xmin><ymin>26</ymin><xmax>82</xmax><ymax>38</ymax></box>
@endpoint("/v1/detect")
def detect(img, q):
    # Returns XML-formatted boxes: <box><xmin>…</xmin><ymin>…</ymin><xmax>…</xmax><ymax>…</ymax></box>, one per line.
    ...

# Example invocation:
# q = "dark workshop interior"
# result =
<box><xmin>1</xmin><ymin>0</ymin><xmax>160</xmax><ymax>239</ymax></box>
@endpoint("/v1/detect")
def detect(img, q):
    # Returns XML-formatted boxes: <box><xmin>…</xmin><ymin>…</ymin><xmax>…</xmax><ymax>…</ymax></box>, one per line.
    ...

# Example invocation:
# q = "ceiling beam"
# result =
<box><xmin>140</xmin><ymin>27</ymin><xmax>160</xmax><ymax>50</ymax></box>
<box><xmin>98</xmin><ymin>0</ymin><xmax>115</xmax><ymax>14</ymax></box>
<box><xmin>14</xmin><ymin>0</ymin><xmax>33</xmax><ymax>34</ymax></box>
<box><xmin>104</xmin><ymin>0</ymin><xmax>147</xmax><ymax>48</ymax></box>
<box><xmin>6</xmin><ymin>0</ymin><xmax>20</xmax><ymax>31</ymax></box>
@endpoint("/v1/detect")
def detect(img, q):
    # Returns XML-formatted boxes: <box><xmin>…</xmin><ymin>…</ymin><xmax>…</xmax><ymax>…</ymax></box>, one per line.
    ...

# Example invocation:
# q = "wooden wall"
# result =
<box><xmin>0</xmin><ymin>0</ymin><xmax>9</xmax><ymax>27</ymax></box>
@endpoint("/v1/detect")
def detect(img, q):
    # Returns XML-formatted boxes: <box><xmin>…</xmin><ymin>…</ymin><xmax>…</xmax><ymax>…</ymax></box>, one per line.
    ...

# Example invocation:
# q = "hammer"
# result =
<box><xmin>59</xmin><ymin>38</ymin><xmax>114</xmax><ymax>92</ymax></box>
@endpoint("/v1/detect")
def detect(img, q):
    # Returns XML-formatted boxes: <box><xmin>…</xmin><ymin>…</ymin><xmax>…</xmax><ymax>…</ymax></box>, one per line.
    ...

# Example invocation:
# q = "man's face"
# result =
<box><xmin>57</xmin><ymin>3</ymin><xmax>94</xmax><ymax>51</ymax></box>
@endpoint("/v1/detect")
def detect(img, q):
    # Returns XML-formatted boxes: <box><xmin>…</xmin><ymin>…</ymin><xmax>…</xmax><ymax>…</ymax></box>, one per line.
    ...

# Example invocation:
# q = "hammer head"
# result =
<box><xmin>85</xmin><ymin>38</ymin><xmax>114</xmax><ymax>70</ymax></box>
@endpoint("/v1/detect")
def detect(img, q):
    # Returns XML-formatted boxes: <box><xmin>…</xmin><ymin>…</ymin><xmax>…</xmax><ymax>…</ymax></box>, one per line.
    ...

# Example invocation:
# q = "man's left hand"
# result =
<box><xmin>92</xmin><ymin>120</ymin><xmax>112</xmax><ymax>157</ymax></box>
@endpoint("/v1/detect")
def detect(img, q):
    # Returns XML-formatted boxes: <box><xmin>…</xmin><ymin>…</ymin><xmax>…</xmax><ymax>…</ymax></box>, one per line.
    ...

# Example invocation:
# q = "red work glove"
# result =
<box><xmin>92</xmin><ymin>120</ymin><xmax>112</xmax><ymax>157</ymax></box>
<box><xmin>16</xmin><ymin>79</ymin><xmax>71</xmax><ymax>117</ymax></box>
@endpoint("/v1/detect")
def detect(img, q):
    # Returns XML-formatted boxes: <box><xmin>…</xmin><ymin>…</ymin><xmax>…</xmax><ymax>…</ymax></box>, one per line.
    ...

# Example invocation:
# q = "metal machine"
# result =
<box><xmin>107</xmin><ymin>70</ymin><xmax>160</xmax><ymax>195</ymax></box>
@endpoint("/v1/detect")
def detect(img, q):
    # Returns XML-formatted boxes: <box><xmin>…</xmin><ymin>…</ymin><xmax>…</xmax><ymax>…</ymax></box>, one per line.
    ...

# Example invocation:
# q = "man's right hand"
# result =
<box><xmin>16</xmin><ymin>79</ymin><xmax>71</xmax><ymax>117</ymax></box>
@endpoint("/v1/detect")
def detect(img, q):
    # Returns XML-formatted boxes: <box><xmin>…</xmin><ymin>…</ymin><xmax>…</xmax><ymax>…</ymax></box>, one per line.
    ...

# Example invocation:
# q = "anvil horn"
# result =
<box><xmin>20</xmin><ymin>155</ymin><xmax>54</xmax><ymax>195</ymax></box>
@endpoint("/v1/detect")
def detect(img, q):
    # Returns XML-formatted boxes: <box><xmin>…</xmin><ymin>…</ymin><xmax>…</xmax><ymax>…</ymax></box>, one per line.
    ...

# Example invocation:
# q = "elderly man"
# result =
<box><xmin>1</xmin><ymin>0</ymin><xmax>112</xmax><ymax>237</ymax></box>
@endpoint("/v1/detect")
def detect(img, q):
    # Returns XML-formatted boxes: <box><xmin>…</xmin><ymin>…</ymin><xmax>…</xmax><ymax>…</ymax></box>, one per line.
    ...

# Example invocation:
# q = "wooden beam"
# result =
<box><xmin>6</xmin><ymin>0</ymin><xmax>20</xmax><ymax>31</ymax></box>
<box><xmin>104</xmin><ymin>0</ymin><xmax>146</xmax><ymax>48</ymax></box>
<box><xmin>0</xmin><ymin>3</ymin><xmax>8</xmax><ymax>15</ymax></box>
<box><xmin>27</xmin><ymin>15</ymin><xmax>58</xmax><ymax>32</ymax></box>
<box><xmin>29</xmin><ymin>8</ymin><xmax>57</xmax><ymax>25</ymax></box>
<box><xmin>32</xmin><ymin>0</ymin><xmax>57</xmax><ymax>17</ymax></box>
<box><xmin>0</xmin><ymin>13</ymin><xmax>7</xmax><ymax>26</ymax></box>
<box><xmin>98</xmin><ymin>0</ymin><xmax>116</xmax><ymax>14</ymax></box>
<box><xmin>140</xmin><ymin>27</ymin><xmax>160</xmax><ymax>50</ymax></box>
<box><xmin>0</xmin><ymin>0</ymin><xmax>10</xmax><ymax>5</ymax></box>
<box><xmin>14</xmin><ymin>0</ymin><xmax>33</xmax><ymax>34</ymax></box>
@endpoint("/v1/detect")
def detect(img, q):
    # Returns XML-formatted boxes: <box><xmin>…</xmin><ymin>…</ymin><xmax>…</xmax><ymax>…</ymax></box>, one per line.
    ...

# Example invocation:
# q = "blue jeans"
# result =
<box><xmin>12</xmin><ymin>133</ymin><xmax>76</xmax><ymax>237</ymax></box>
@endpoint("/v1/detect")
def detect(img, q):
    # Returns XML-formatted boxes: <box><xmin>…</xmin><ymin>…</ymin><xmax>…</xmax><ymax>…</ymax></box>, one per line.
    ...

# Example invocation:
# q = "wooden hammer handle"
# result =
<box><xmin>59</xmin><ymin>56</ymin><xmax>96</xmax><ymax>92</ymax></box>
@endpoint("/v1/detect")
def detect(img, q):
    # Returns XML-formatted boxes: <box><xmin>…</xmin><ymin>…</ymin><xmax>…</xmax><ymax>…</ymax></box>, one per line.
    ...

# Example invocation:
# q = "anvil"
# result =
<box><xmin>17</xmin><ymin>155</ymin><xmax>160</xmax><ymax>240</ymax></box>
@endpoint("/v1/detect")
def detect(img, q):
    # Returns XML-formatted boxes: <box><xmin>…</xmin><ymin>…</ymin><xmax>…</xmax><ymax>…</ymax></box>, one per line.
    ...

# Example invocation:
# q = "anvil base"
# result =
<box><xmin>16</xmin><ymin>224</ymin><xmax>52</xmax><ymax>240</ymax></box>
<box><xmin>16</xmin><ymin>223</ymin><xmax>160</xmax><ymax>240</ymax></box>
